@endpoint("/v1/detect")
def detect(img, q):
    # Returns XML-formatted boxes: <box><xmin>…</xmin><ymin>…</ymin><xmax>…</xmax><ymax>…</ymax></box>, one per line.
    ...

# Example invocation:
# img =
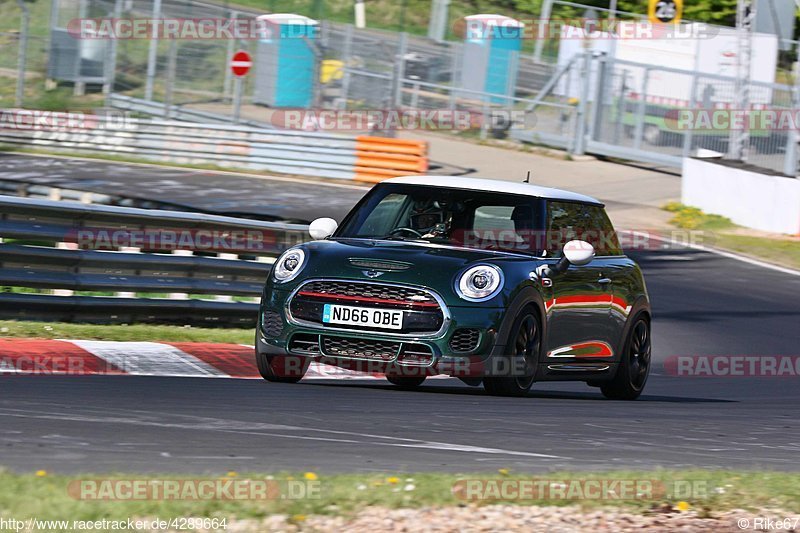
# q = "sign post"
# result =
<box><xmin>230</xmin><ymin>50</ymin><xmax>252</xmax><ymax>124</ymax></box>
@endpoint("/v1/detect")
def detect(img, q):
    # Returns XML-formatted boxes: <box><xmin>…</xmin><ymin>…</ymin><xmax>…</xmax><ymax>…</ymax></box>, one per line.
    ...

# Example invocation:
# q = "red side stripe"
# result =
<box><xmin>0</xmin><ymin>338</ymin><xmax>125</xmax><ymax>375</ymax></box>
<box><xmin>167</xmin><ymin>343</ymin><xmax>259</xmax><ymax>378</ymax></box>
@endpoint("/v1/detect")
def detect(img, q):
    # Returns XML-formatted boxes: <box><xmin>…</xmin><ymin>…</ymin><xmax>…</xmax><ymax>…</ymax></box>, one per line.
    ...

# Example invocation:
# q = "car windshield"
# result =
<box><xmin>335</xmin><ymin>184</ymin><xmax>545</xmax><ymax>254</ymax></box>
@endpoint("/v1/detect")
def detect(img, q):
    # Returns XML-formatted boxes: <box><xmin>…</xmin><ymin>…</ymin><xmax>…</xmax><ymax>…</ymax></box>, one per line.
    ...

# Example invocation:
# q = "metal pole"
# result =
<box><xmin>783</xmin><ymin>58</ymin><xmax>800</xmax><ymax>176</ymax></box>
<box><xmin>354</xmin><ymin>0</ymin><xmax>365</xmax><ymax>29</ymax></box>
<box><xmin>14</xmin><ymin>0</ymin><xmax>30</xmax><ymax>108</ymax></box>
<box><xmin>103</xmin><ymin>0</ymin><xmax>123</xmax><ymax>107</ymax></box>
<box><xmin>573</xmin><ymin>51</ymin><xmax>591</xmax><ymax>155</ymax></box>
<box><xmin>427</xmin><ymin>0</ymin><xmax>450</xmax><ymax>43</ymax></box>
<box><xmin>726</xmin><ymin>0</ymin><xmax>756</xmax><ymax>161</ymax></box>
<box><xmin>75</xmin><ymin>0</ymin><xmax>88</xmax><ymax>96</ymax></box>
<box><xmin>393</xmin><ymin>32</ymin><xmax>408</xmax><ymax>108</ymax></box>
<box><xmin>223</xmin><ymin>10</ymin><xmax>237</xmax><ymax>102</ymax></box>
<box><xmin>533</xmin><ymin>0</ymin><xmax>554</xmax><ymax>64</ymax></box>
<box><xmin>164</xmin><ymin>40</ymin><xmax>177</xmax><ymax>119</ymax></box>
<box><xmin>144</xmin><ymin>0</ymin><xmax>162</xmax><ymax>101</ymax></box>
<box><xmin>339</xmin><ymin>24</ymin><xmax>354</xmax><ymax>110</ymax></box>
<box><xmin>233</xmin><ymin>76</ymin><xmax>243</xmax><ymax>123</ymax></box>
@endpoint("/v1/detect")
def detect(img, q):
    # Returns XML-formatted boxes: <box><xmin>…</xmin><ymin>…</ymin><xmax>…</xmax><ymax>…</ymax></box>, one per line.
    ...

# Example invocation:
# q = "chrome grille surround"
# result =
<box><xmin>286</xmin><ymin>278</ymin><xmax>451</xmax><ymax>338</ymax></box>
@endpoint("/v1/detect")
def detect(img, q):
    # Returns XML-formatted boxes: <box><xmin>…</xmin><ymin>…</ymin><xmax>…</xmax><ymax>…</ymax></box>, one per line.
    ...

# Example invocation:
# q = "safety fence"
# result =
<box><xmin>0</xmin><ymin>195</ymin><xmax>311</xmax><ymax>326</ymax></box>
<box><xmin>0</xmin><ymin>114</ymin><xmax>428</xmax><ymax>182</ymax></box>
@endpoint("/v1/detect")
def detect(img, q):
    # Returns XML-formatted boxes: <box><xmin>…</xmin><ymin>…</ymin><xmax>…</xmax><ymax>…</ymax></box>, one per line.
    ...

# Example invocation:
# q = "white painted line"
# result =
<box><xmin>634</xmin><ymin>232</ymin><xmax>800</xmax><ymax>277</ymax></box>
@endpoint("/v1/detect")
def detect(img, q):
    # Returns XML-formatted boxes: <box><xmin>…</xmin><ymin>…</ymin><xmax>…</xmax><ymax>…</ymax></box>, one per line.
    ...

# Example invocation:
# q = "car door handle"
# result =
<box><xmin>598</xmin><ymin>277</ymin><xmax>613</xmax><ymax>285</ymax></box>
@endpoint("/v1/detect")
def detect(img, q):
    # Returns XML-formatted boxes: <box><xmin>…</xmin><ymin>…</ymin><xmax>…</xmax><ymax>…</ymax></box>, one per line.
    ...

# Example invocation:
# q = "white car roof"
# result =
<box><xmin>383</xmin><ymin>176</ymin><xmax>603</xmax><ymax>206</ymax></box>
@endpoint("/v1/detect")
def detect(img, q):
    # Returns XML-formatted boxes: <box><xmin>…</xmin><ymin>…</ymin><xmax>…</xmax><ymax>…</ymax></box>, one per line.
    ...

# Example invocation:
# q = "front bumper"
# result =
<box><xmin>258</xmin><ymin>286</ymin><xmax>506</xmax><ymax>376</ymax></box>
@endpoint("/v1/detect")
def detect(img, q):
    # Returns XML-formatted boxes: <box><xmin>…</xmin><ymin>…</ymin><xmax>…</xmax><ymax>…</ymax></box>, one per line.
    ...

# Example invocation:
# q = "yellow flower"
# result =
<box><xmin>387</xmin><ymin>476</ymin><xmax>400</xmax><ymax>484</ymax></box>
<box><xmin>291</xmin><ymin>514</ymin><xmax>306</xmax><ymax>523</ymax></box>
<box><xmin>676</xmin><ymin>501</ymin><xmax>691</xmax><ymax>512</ymax></box>
<box><xmin>304</xmin><ymin>472</ymin><xmax>318</xmax><ymax>481</ymax></box>
<box><xmin>498</xmin><ymin>468</ymin><xmax>510</xmax><ymax>476</ymax></box>
<box><xmin>35</xmin><ymin>470</ymin><xmax>47</xmax><ymax>477</ymax></box>
<box><xmin>226</xmin><ymin>471</ymin><xmax>238</xmax><ymax>478</ymax></box>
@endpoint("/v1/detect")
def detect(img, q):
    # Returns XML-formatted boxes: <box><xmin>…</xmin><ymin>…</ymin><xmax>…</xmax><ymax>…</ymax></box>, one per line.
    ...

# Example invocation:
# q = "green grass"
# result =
<box><xmin>0</xmin><ymin>469</ymin><xmax>798</xmax><ymax>524</ymax></box>
<box><xmin>0</xmin><ymin>320</ymin><xmax>253</xmax><ymax>344</ymax></box>
<box><xmin>663</xmin><ymin>202</ymin><xmax>800</xmax><ymax>271</ymax></box>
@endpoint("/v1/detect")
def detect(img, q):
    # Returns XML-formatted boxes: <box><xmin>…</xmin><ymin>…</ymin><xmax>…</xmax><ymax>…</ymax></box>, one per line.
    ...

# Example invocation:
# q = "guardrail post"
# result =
<box><xmin>215</xmin><ymin>253</ymin><xmax>238</xmax><ymax>302</ymax></box>
<box><xmin>115</xmin><ymin>246</ymin><xmax>140</xmax><ymax>298</ymax></box>
<box><xmin>169</xmin><ymin>249</ymin><xmax>192</xmax><ymax>300</ymax></box>
<box><xmin>54</xmin><ymin>242</ymin><xmax>77</xmax><ymax>297</ymax></box>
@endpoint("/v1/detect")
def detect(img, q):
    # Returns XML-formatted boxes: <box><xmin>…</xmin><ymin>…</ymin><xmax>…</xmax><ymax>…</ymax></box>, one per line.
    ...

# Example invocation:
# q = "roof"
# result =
<box><xmin>382</xmin><ymin>176</ymin><xmax>603</xmax><ymax>206</ymax></box>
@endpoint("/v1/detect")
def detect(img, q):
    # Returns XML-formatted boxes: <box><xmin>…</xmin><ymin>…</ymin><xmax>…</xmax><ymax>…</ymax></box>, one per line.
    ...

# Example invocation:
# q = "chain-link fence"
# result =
<box><xmin>2</xmin><ymin>0</ymin><xmax>800</xmax><ymax>176</ymax></box>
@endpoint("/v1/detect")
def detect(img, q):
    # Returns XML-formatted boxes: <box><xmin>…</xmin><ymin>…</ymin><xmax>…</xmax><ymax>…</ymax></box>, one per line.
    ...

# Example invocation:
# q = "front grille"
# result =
<box><xmin>289</xmin><ymin>280</ymin><xmax>445</xmax><ymax>334</ymax></box>
<box><xmin>321</xmin><ymin>336</ymin><xmax>400</xmax><ymax>361</ymax></box>
<box><xmin>449</xmin><ymin>328</ymin><xmax>481</xmax><ymax>353</ymax></box>
<box><xmin>300</xmin><ymin>281</ymin><xmax>437</xmax><ymax>305</ymax></box>
<box><xmin>262</xmin><ymin>310</ymin><xmax>283</xmax><ymax>337</ymax></box>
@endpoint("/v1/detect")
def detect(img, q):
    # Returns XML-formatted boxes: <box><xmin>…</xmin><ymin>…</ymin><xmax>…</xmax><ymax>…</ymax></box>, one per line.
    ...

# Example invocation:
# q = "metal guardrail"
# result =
<box><xmin>109</xmin><ymin>94</ymin><xmax>277</xmax><ymax>130</ymax></box>
<box><xmin>0</xmin><ymin>113</ymin><xmax>428</xmax><ymax>182</ymax></box>
<box><xmin>0</xmin><ymin>195</ymin><xmax>311</xmax><ymax>326</ymax></box>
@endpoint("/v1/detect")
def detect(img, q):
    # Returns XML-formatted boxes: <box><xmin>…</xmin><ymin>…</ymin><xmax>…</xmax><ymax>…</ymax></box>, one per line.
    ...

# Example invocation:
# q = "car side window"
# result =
<box><xmin>547</xmin><ymin>201</ymin><xmax>622</xmax><ymax>256</ymax></box>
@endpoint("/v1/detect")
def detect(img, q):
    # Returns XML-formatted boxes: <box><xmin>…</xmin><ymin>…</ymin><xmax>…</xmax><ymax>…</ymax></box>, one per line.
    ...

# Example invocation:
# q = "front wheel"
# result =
<box><xmin>255</xmin><ymin>351</ymin><xmax>309</xmax><ymax>383</ymax></box>
<box><xmin>483</xmin><ymin>308</ymin><xmax>540</xmax><ymax>397</ymax></box>
<box><xmin>601</xmin><ymin>316</ymin><xmax>651</xmax><ymax>400</ymax></box>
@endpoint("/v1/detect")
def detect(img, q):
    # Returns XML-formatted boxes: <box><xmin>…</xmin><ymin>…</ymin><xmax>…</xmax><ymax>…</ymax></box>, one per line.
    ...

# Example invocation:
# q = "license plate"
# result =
<box><xmin>322</xmin><ymin>304</ymin><xmax>404</xmax><ymax>330</ymax></box>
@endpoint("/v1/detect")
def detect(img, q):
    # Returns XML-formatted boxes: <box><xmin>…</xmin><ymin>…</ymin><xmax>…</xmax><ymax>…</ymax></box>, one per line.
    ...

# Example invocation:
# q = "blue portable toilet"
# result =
<box><xmin>459</xmin><ymin>14</ymin><xmax>524</xmax><ymax>104</ymax></box>
<box><xmin>253</xmin><ymin>14</ymin><xmax>319</xmax><ymax>108</ymax></box>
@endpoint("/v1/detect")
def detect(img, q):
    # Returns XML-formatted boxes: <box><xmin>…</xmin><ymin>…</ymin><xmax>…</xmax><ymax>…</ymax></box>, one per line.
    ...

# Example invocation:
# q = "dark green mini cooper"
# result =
<box><xmin>257</xmin><ymin>176</ymin><xmax>651</xmax><ymax>399</ymax></box>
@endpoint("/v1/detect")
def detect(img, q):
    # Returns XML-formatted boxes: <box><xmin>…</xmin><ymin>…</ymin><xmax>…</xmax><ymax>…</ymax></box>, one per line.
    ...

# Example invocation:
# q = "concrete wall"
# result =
<box><xmin>682</xmin><ymin>158</ymin><xmax>800</xmax><ymax>235</ymax></box>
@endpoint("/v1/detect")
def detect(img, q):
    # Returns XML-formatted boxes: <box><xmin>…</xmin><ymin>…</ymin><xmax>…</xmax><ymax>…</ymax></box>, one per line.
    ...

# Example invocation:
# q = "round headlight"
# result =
<box><xmin>273</xmin><ymin>248</ymin><xmax>306</xmax><ymax>282</ymax></box>
<box><xmin>456</xmin><ymin>264</ymin><xmax>503</xmax><ymax>301</ymax></box>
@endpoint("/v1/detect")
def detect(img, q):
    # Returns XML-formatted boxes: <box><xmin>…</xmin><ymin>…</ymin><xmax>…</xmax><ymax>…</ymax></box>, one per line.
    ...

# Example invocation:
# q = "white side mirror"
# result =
<box><xmin>563</xmin><ymin>239</ymin><xmax>595</xmax><ymax>266</ymax></box>
<box><xmin>309</xmin><ymin>217</ymin><xmax>338</xmax><ymax>240</ymax></box>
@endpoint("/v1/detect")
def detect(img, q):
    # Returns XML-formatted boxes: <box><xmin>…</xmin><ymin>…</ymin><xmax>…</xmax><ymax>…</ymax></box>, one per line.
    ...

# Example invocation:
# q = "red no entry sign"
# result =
<box><xmin>230</xmin><ymin>50</ymin><xmax>252</xmax><ymax>77</ymax></box>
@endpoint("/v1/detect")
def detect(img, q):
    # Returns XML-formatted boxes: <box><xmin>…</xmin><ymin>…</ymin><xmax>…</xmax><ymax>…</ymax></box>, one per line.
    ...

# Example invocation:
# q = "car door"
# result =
<box><xmin>541</xmin><ymin>201</ymin><xmax>616</xmax><ymax>362</ymax></box>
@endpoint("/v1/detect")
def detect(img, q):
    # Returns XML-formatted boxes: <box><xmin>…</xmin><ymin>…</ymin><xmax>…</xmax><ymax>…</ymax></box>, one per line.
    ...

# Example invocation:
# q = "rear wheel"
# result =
<box><xmin>386</xmin><ymin>375</ymin><xmax>426</xmax><ymax>388</ymax></box>
<box><xmin>601</xmin><ymin>316</ymin><xmax>651</xmax><ymax>400</ymax></box>
<box><xmin>483</xmin><ymin>308</ymin><xmax>540</xmax><ymax>397</ymax></box>
<box><xmin>255</xmin><ymin>351</ymin><xmax>309</xmax><ymax>383</ymax></box>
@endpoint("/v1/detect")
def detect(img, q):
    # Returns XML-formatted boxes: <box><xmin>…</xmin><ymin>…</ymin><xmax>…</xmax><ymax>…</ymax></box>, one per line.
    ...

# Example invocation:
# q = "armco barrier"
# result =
<box><xmin>0</xmin><ymin>195</ymin><xmax>311</xmax><ymax>326</ymax></box>
<box><xmin>0</xmin><ymin>111</ymin><xmax>428</xmax><ymax>182</ymax></box>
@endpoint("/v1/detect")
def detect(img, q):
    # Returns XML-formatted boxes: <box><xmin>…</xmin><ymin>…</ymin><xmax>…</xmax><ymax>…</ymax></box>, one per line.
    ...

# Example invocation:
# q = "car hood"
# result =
<box><xmin>287</xmin><ymin>238</ymin><xmax>537</xmax><ymax>306</ymax></box>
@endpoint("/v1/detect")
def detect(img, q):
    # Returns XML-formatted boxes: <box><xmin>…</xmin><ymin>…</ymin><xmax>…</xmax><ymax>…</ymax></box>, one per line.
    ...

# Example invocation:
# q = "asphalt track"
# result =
<box><xmin>0</xmin><ymin>153</ymin><xmax>367</xmax><ymax>222</ymax></box>
<box><xmin>2</xmin><ymin>247</ymin><xmax>799</xmax><ymax>474</ymax></box>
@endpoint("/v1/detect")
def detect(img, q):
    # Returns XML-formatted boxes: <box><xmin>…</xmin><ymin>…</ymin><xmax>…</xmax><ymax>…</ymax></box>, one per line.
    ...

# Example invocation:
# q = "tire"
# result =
<box><xmin>386</xmin><ymin>375</ymin><xmax>426</xmax><ymax>388</ymax></box>
<box><xmin>483</xmin><ymin>307</ymin><xmax>540</xmax><ymax>397</ymax></box>
<box><xmin>601</xmin><ymin>316</ymin><xmax>651</xmax><ymax>400</ymax></box>
<box><xmin>255</xmin><ymin>351</ymin><xmax>309</xmax><ymax>383</ymax></box>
